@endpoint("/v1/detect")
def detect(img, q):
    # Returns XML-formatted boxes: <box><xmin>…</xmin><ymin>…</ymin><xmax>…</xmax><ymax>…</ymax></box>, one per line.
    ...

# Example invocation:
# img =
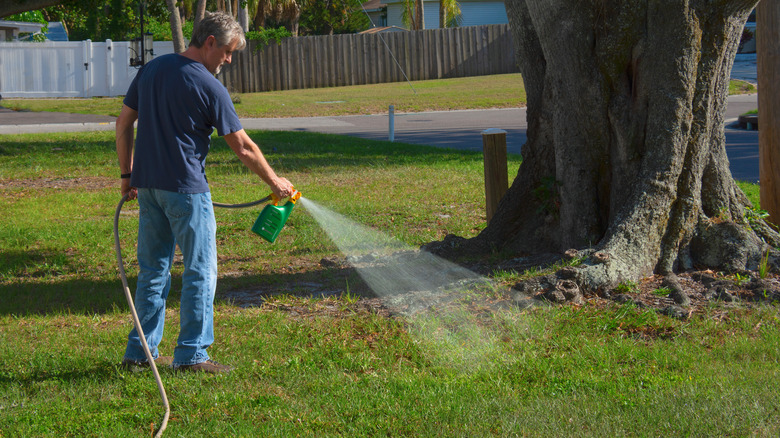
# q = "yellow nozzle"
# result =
<box><xmin>290</xmin><ymin>190</ymin><xmax>302</xmax><ymax>204</ymax></box>
<box><xmin>270</xmin><ymin>189</ymin><xmax>301</xmax><ymax>206</ymax></box>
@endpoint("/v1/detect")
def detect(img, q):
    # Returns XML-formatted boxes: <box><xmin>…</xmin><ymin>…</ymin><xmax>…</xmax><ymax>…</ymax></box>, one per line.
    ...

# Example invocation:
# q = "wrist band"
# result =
<box><xmin>121</xmin><ymin>173</ymin><xmax>131</xmax><ymax>179</ymax></box>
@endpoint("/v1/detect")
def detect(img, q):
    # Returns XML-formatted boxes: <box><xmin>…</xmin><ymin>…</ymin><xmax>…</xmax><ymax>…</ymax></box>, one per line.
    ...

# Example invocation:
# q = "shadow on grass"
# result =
<box><xmin>0</xmin><ymin>266</ymin><xmax>370</xmax><ymax>317</ymax></box>
<box><xmin>0</xmin><ymin>278</ymin><xmax>131</xmax><ymax>317</ymax></box>
<box><xmin>0</xmin><ymin>249</ymin><xmax>72</xmax><ymax>280</ymax></box>
<box><xmin>0</xmin><ymin>360</ymin><xmax>121</xmax><ymax>385</ymax></box>
<box><xmin>216</xmin><ymin>264</ymin><xmax>373</xmax><ymax>307</ymax></box>
<box><xmin>208</xmin><ymin>131</ymin><xmax>490</xmax><ymax>172</ymax></box>
<box><xmin>1</xmin><ymin>131</ymin><xmax>492</xmax><ymax>173</ymax></box>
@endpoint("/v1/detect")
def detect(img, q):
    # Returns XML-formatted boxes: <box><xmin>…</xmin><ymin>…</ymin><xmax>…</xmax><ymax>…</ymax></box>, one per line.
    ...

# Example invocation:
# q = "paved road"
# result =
<box><xmin>0</xmin><ymin>95</ymin><xmax>759</xmax><ymax>182</ymax></box>
<box><xmin>241</xmin><ymin>95</ymin><xmax>760</xmax><ymax>183</ymax></box>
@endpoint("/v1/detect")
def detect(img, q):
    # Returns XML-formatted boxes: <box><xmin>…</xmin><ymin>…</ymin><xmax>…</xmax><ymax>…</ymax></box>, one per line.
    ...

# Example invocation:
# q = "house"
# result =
<box><xmin>44</xmin><ymin>22</ymin><xmax>69</xmax><ymax>42</ymax></box>
<box><xmin>361</xmin><ymin>0</ymin><xmax>388</xmax><ymax>28</ymax></box>
<box><xmin>380</xmin><ymin>0</ymin><xmax>508</xmax><ymax>29</ymax></box>
<box><xmin>0</xmin><ymin>20</ymin><xmax>44</xmax><ymax>41</ymax></box>
<box><xmin>0</xmin><ymin>20</ymin><xmax>68</xmax><ymax>41</ymax></box>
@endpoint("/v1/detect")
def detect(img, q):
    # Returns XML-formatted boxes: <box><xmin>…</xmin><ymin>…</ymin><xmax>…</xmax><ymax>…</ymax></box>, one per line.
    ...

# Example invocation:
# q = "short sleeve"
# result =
<box><xmin>210</xmin><ymin>84</ymin><xmax>243</xmax><ymax>137</ymax></box>
<box><xmin>123</xmin><ymin>68</ymin><xmax>142</xmax><ymax>111</ymax></box>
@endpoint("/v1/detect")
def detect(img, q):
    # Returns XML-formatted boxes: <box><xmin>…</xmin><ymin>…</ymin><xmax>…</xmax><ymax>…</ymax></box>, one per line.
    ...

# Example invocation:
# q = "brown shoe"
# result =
<box><xmin>173</xmin><ymin>359</ymin><xmax>233</xmax><ymax>374</ymax></box>
<box><xmin>120</xmin><ymin>355</ymin><xmax>173</xmax><ymax>372</ymax></box>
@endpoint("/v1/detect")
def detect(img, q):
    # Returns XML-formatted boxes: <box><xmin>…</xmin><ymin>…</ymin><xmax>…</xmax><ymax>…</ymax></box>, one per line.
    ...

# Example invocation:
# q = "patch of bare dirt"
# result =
<box><xmin>607</xmin><ymin>270</ymin><xmax>780</xmax><ymax>316</ymax></box>
<box><xmin>221</xmin><ymin>252</ymin><xmax>780</xmax><ymax>323</ymax></box>
<box><xmin>0</xmin><ymin>176</ymin><xmax>115</xmax><ymax>190</ymax></box>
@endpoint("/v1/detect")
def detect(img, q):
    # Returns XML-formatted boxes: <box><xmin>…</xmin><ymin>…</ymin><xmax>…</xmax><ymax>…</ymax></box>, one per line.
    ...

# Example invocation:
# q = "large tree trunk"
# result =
<box><xmin>452</xmin><ymin>0</ymin><xmax>779</xmax><ymax>291</ymax></box>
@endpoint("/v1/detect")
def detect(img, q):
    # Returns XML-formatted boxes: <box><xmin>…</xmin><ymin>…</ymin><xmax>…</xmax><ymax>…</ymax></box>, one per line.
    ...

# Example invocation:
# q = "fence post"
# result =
<box><xmin>82</xmin><ymin>39</ymin><xmax>92</xmax><ymax>98</ymax></box>
<box><xmin>105</xmin><ymin>39</ymin><xmax>113</xmax><ymax>96</ymax></box>
<box><xmin>482</xmin><ymin>128</ymin><xmax>508</xmax><ymax>223</ymax></box>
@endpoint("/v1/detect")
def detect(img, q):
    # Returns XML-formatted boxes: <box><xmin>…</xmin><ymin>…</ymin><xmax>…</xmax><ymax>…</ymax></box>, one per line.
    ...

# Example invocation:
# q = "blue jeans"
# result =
<box><xmin>123</xmin><ymin>188</ymin><xmax>217</xmax><ymax>366</ymax></box>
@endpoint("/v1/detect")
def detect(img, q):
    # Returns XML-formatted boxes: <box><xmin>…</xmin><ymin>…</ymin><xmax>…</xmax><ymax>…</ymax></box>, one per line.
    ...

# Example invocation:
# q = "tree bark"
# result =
<box><xmin>0</xmin><ymin>0</ymin><xmax>61</xmax><ymax>18</ymax></box>
<box><xmin>238</xmin><ymin>4</ymin><xmax>250</xmax><ymax>32</ymax></box>
<box><xmin>415</xmin><ymin>0</ymin><xmax>425</xmax><ymax>30</ymax></box>
<box><xmin>166</xmin><ymin>0</ymin><xmax>186</xmax><ymax>53</ymax></box>
<box><xmin>253</xmin><ymin>0</ymin><xmax>269</xmax><ymax>29</ymax></box>
<box><xmin>448</xmin><ymin>0</ymin><xmax>778</xmax><ymax>291</ymax></box>
<box><xmin>194</xmin><ymin>0</ymin><xmax>207</xmax><ymax>33</ymax></box>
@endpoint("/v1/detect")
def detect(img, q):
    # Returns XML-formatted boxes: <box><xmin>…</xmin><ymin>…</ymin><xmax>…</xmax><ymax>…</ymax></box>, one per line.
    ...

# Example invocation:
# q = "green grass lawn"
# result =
<box><xmin>1</xmin><ymin>74</ymin><xmax>527</xmax><ymax>118</ymax></box>
<box><xmin>729</xmin><ymin>80</ymin><xmax>757</xmax><ymax>95</ymax></box>
<box><xmin>1</xmin><ymin>129</ymin><xmax>778</xmax><ymax>436</ymax></box>
<box><xmin>1</xmin><ymin>75</ymin><xmax>755</xmax><ymax>119</ymax></box>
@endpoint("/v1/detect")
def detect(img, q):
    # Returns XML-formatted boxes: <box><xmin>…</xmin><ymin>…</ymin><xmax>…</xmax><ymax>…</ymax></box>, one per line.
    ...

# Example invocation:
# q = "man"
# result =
<box><xmin>116</xmin><ymin>12</ymin><xmax>294</xmax><ymax>374</ymax></box>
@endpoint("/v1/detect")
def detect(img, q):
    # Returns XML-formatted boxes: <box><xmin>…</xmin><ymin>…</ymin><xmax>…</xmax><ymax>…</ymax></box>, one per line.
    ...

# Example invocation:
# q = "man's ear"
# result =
<box><xmin>205</xmin><ymin>35</ymin><xmax>217</xmax><ymax>48</ymax></box>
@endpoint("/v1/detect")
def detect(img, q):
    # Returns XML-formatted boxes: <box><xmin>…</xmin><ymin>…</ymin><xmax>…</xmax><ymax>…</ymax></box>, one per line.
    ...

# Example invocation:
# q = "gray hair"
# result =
<box><xmin>190</xmin><ymin>11</ymin><xmax>246</xmax><ymax>50</ymax></box>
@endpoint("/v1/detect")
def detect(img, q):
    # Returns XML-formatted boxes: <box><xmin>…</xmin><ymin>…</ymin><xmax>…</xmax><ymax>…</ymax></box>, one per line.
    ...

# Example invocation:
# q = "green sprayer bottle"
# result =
<box><xmin>252</xmin><ymin>190</ymin><xmax>302</xmax><ymax>243</ymax></box>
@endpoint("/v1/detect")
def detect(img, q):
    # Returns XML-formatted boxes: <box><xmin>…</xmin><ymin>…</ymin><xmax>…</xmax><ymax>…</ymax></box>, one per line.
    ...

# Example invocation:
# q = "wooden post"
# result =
<box><xmin>482</xmin><ymin>128</ymin><xmax>508</xmax><ymax>223</ymax></box>
<box><xmin>758</xmin><ymin>0</ymin><xmax>780</xmax><ymax>225</ymax></box>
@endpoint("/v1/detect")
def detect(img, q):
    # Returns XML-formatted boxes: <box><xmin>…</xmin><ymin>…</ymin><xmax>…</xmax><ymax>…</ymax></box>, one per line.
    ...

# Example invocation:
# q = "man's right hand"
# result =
<box><xmin>270</xmin><ymin>177</ymin><xmax>295</xmax><ymax>200</ymax></box>
<box><xmin>121</xmin><ymin>178</ymin><xmax>137</xmax><ymax>201</ymax></box>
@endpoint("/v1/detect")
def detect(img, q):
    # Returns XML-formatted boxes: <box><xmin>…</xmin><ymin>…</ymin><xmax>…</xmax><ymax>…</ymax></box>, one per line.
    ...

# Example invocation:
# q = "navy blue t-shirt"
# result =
<box><xmin>124</xmin><ymin>54</ymin><xmax>242</xmax><ymax>193</ymax></box>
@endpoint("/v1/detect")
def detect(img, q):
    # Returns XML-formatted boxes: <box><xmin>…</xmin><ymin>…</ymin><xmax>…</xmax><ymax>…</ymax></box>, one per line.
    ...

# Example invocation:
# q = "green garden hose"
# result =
<box><xmin>113</xmin><ymin>193</ymin><xmax>272</xmax><ymax>437</ymax></box>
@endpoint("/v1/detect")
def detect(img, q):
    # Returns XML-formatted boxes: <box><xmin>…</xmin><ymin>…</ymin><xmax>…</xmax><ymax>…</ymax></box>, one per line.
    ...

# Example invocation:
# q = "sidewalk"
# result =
<box><xmin>0</xmin><ymin>106</ymin><xmax>115</xmax><ymax>133</ymax></box>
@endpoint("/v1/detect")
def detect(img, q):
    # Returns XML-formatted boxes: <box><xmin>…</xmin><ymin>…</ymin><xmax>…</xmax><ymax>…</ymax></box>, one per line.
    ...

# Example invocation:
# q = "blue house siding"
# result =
<box><xmin>385</xmin><ymin>0</ymin><xmax>507</xmax><ymax>29</ymax></box>
<box><xmin>459</xmin><ymin>2</ymin><xmax>508</xmax><ymax>27</ymax></box>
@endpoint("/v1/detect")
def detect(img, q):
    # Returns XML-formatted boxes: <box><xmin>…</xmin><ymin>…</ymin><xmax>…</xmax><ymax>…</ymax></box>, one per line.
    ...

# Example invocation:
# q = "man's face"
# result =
<box><xmin>204</xmin><ymin>36</ymin><xmax>239</xmax><ymax>75</ymax></box>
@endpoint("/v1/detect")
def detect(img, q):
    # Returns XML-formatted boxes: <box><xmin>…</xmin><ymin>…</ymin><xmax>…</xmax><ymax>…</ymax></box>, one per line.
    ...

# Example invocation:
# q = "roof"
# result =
<box><xmin>359</xmin><ymin>25</ymin><xmax>407</xmax><ymax>34</ymax></box>
<box><xmin>0</xmin><ymin>20</ymin><xmax>44</xmax><ymax>33</ymax></box>
<box><xmin>361</xmin><ymin>0</ymin><xmax>386</xmax><ymax>11</ymax></box>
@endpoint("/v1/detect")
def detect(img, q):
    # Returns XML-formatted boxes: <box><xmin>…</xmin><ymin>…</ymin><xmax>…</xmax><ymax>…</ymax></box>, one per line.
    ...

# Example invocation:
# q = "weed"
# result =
<box><xmin>339</xmin><ymin>280</ymin><xmax>360</xmax><ymax>308</ymax></box>
<box><xmin>652</xmin><ymin>287</ymin><xmax>671</xmax><ymax>297</ymax></box>
<box><xmin>491</xmin><ymin>269</ymin><xmax>521</xmax><ymax>283</ymax></box>
<box><xmin>760</xmin><ymin>248</ymin><xmax>771</xmax><ymax>279</ymax></box>
<box><xmin>615</xmin><ymin>280</ymin><xmax>639</xmax><ymax>294</ymax></box>
<box><xmin>744</xmin><ymin>207</ymin><xmax>770</xmax><ymax>226</ymax></box>
<box><xmin>715</xmin><ymin>206</ymin><xmax>730</xmax><ymax>223</ymax></box>
<box><xmin>732</xmin><ymin>272</ymin><xmax>750</xmax><ymax>286</ymax></box>
<box><xmin>558</xmin><ymin>256</ymin><xmax>585</xmax><ymax>268</ymax></box>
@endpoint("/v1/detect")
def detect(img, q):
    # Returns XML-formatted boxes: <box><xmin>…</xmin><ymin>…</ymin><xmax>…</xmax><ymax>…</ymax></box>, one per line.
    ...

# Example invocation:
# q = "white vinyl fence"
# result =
<box><xmin>0</xmin><ymin>40</ymin><xmax>175</xmax><ymax>98</ymax></box>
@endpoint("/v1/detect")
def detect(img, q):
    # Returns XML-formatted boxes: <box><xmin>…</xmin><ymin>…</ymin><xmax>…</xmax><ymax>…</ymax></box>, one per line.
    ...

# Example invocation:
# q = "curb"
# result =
<box><xmin>0</xmin><ymin>122</ymin><xmax>115</xmax><ymax>135</ymax></box>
